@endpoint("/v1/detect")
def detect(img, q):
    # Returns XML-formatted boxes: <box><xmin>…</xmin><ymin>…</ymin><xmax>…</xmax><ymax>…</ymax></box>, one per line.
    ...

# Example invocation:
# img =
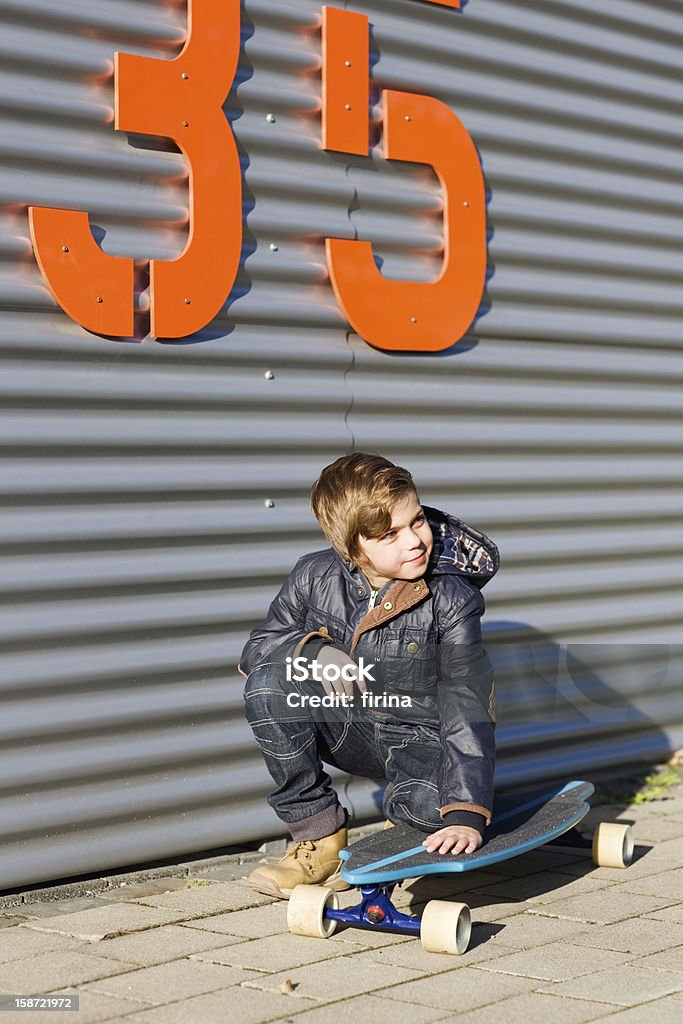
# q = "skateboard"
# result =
<box><xmin>287</xmin><ymin>780</ymin><xmax>633</xmax><ymax>954</ymax></box>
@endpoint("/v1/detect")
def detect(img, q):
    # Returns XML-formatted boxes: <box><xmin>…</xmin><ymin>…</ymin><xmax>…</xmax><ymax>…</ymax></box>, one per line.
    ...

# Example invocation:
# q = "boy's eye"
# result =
<box><xmin>382</xmin><ymin>530</ymin><xmax>396</xmax><ymax>541</ymax></box>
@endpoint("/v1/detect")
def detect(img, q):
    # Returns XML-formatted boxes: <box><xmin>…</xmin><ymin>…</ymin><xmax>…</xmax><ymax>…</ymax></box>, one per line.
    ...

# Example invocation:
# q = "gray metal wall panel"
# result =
<box><xmin>0</xmin><ymin>0</ymin><xmax>681</xmax><ymax>889</ymax></box>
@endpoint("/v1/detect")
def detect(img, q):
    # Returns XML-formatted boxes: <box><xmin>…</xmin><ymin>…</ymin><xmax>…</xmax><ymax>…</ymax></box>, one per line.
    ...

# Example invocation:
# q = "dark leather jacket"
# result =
<box><xmin>240</xmin><ymin>505</ymin><xmax>500</xmax><ymax>824</ymax></box>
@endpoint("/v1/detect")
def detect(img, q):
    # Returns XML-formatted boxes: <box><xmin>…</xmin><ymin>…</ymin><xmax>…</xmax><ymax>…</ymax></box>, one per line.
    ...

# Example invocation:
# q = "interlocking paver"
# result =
<box><xmin>480</xmin><ymin>850</ymin><xmax>582</xmax><ymax>877</ymax></box>
<box><xmin>289</xmin><ymin>992</ymin><xmax>453</xmax><ymax>1023</ymax></box>
<box><xmin>381</xmin><ymin>965</ymin><xmax>533</xmax><ymax>1011</ymax></box>
<box><xmin>536</xmin><ymin>964</ymin><xmax>683</xmax><ymax>1006</ymax></box>
<box><xmin>475</xmin><ymin>870</ymin><xmax>611</xmax><ymax>904</ymax></box>
<box><xmin>475</xmin><ymin>911</ymin><xmax>590</xmax><ymax>948</ymax></box>
<box><xmin>571</xmin><ymin>917</ymin><xmax>683</xmax><ymax>955</ymax></box>
<box><xmin>630</xmin><ymin>818</ymin><xmax>683</xmax><ymax>843</ymax></box>
<box><xmin>474</xmin><ymin>940</ymin><xmax>634</xmax><ymax>981</ymax></box>
<box><xmin>180</xmin><ymin>903</ymin><xmax>287</xmax><ymax>938</ymax></box>
<box><xmin>331</xmin><ymin>925</ymin><xmax>414</xmax><ymax>948</ymax></box>
<box><xmin>79</xmin><ymin>923</ymin><xmax>245</xmax><ymax>966</ymax></box>
<box><xmin>466</xmin><ymin>897</ymin><xmax>534</xmax><ymax>923</ymax></box>
<box><xmin>554</xmin><ymin>853</ymin><xmax>679</xmax><ymax>882</ymax></box>
<box><xmin>440</xmin><ymin>991</ymin><xmax>614</xmax><ymax>1024</ymax></box>
<box><xmin>587</xmin><ymin>995</ymin><xmax>683</xmax><ymax>1023</ymax></box>
<box><xmin>102</xmin><ymin>879</ymin><xmax>188</xmax><ymax>902</ymax></box>
<box><xmin>83</xmin><ymin>959</ymin><xmax>253</xmax><ymax>1004</ymax></box>
<box><xmin>241</xmin><ymin>953</ymin><xmax>424</xmax><ymax>1001</ymax></box>
<box><xmin>0</xmin><ymin>927</ymin><xmax>84</xmax><ymax>963</ymax></box>
<box><xmin>0</xmin><ymin>951</ymin><xmax>136</xmax><ymax>994</ymax></box>
<box><xmin>617</xmin><ymin>870</ymin><xmax>683</xmax><ymax>901</ymax></box>
<box><xmin>9</xmin><ymin>897</ymin><xmax>115</xmax><ymax>918</ymax></box>
<box><xmin>341</xmin><ymin>935</ymin><xmax>517</xmax><ymax>972</ymax></box>
<box><xmin>19</xmin><ymin>904</ymin><xmax>192</xmax><ymax>941</ymax></box>
<box><xmin>634</xmin><ymin>947</ymin><xmax>683</xmax><ymax>973</ymax></box>
<box><xmin>190</xmin><ymin>932</ymin><xmax>354</xmax><ymax>972</ymax></box>
<box><xmin>99</xmin><ymin>984</ymin><xmax>318</xmax><ymax>1023</ymax></box>
<box><xmin>130</xmin><ymin>882</ymin><xmax>274</xmax><ymax>916</ymax></box>
<box><xmin>645</xmin><ymin>905</ymin><xmax>683</xmax><ymax>925</ymax></box>
<box><xmin>527</xmin><ymin>890</ymin><xmax>675</xmax><ymax>925</ymax></box>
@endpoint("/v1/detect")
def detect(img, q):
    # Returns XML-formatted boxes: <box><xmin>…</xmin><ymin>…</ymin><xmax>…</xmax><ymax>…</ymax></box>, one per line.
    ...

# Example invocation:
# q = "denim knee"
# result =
<box><xmin>243</xmin><ymin>663</ymin><xmax>296</xmax><ymax>726</ymax></box>
<box><xmin>384</xmin><ymin>777</ymin><xmax>442</xmax><ymax>832</ymax></box>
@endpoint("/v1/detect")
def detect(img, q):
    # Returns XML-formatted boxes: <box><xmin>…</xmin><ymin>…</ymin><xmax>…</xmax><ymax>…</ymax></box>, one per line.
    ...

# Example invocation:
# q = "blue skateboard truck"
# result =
<box><xmin>287</xmin><ymin>780</ymin><xmax>634</xmax><ymax>954</ymax></box>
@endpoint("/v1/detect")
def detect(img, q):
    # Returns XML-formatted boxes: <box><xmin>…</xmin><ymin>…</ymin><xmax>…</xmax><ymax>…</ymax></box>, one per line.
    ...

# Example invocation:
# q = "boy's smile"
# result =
<box><xmin>356</xmin><ymin>492</ymin><xmax>433</xmax><ymax>589</ymax></box>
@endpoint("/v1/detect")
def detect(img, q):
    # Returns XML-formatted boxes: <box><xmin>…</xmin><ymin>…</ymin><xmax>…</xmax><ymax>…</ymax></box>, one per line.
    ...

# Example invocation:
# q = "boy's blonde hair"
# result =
<box><xmin>310</xmin><ymin>453</ymin><xmax>418</xmax><ymax>565</ymax></box>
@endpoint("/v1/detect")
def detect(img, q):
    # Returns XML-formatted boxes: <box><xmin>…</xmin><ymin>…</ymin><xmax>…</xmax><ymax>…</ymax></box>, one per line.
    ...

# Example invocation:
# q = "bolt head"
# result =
<box><xmin>410</xmin><ymin>316</ymin><xmax>417</xmax><ymax>323</ymax></box>
<box><xmin>345</xmin><ymin>60</ymin><xmax>352</xmax><ymax>67</ymax></box>
<box><xmin>264</xmin><ymin>499</ymin><xmax>275</xmax><ymax>509</ymax></box>
<box><xmin>264</xmin><ymin>370</ymin><xmax>275</xmax><ymax>380</ymax></box>
<box><xmin>345</xmin><ymin>104</ymin><xmax>351</xmax><ymax>110</ymax></box>
<box><xmin>266</xmin><ymin>113</ymin><xmax>276</xmax><ymax>123</ymax></box>
<box><xmin>182</xmin><ymin>120</ymin><xmax>189</xmax><ymax>126</ymax></box>
<box><xmin>184</xmin><ymin>298</ymin><xmax>191</xmax><ymax>304</ymax></box>
<box><xmin>405</xmin><ymin>115</ymin><xmax>411</xmax><ymax>121</ymax></box>
<box><xmin>270</xmin><ymin>243</ymin><xmax>279</xmax><ymax>252</ymax></box>
<box><xmin>463</xmin><ymin>201</ymin><xmax>470</xmax><ymax>207</ymax></box>
<box><xmin>62</xmin><ymin>245</ymin><xmax>69</xmax><ymax>253</ymax></box>
<box><xmin>181</xmin><ymin>72</ymin><xmax>188</xmax><ymax>79</ymax></box>
<box><xmin>96</xmin><ymin>296</ymin><xmax>103</xmax><ymax>303</ymax></box>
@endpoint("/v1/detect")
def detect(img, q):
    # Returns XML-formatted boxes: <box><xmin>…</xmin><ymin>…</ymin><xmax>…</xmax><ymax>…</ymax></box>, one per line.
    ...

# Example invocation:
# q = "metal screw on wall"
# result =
<box><xmin>264</xmin><ymin>371</ymin><xmax>275</xmax><ymax>380</ymax></box>
<box><xmin>266</xmin><ymin>113</ymin><xmax>276</xmax><ymax>123</ymax></box>
<box><xmin>270</xmin><ymin>243</ymin><xmax>279</xmax><ymax>252</ymax></box>
<box><xmin>264</xmin><ymin>499</ymin><xmax>275</xmax><ymax>509</ymax></box>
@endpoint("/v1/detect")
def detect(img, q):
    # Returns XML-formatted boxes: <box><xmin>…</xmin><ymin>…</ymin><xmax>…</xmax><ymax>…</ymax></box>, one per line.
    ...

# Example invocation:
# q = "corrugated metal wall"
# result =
<box><xmin>1</xmin><ymin>0</ymin><xmax>681</xmax><ymax>889</ymax></box>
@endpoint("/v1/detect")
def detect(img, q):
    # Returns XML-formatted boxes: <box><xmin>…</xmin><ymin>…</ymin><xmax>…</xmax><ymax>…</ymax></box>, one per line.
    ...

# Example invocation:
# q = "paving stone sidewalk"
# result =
<box><xmin>0</xmin><ymin>775</ymin><xmax>681</xmax><ymax>1024</ymax></box>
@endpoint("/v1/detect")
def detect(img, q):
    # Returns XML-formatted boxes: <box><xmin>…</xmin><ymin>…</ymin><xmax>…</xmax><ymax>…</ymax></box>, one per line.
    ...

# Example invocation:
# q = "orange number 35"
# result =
<box><xmin>28</xmin><ymin>0</ymin><xmax>241</xmax><ymax>339</ymax></box>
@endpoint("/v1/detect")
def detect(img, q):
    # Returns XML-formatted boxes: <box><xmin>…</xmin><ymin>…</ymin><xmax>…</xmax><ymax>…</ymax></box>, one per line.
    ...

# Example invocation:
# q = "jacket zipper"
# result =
<box><xmin>368</xmin><ymin>588</ymin><xmax>378</xmax><ymax>611</ymax></box>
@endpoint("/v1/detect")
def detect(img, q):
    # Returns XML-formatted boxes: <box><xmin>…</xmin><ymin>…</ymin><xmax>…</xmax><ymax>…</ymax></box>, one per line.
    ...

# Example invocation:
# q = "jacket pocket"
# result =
<box><xmin>368</xmin><ymin>634</ymin><xmax>437</xmax><ymax>695</ymax></box>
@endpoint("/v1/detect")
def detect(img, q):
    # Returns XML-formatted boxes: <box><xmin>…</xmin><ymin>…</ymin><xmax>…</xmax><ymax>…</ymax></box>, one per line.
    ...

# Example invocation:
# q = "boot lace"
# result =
<box><xmin>283</xmin><ymin>840</ymin><xmax>317</xmax><ymax>875</ymax></box>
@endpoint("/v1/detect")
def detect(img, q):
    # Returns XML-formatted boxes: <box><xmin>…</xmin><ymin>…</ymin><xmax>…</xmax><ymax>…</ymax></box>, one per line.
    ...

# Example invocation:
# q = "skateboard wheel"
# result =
<box><xmin>592</xmin><ymin>822</ymin><xmax>634</xmax><ymax>869</ymax></box>
<box><xmin>420</xmin><ymin>900</ymin><xmax>471</xmax><ymax>955</ymax></box>
<box><xmin>287</xmin><ymin>885</ymin><xmax>338</xmax><ymax>939</ymax></box>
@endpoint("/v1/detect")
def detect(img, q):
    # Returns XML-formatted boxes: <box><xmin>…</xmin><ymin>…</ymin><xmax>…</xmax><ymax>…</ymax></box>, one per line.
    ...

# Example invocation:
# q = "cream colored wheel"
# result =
<box><xmin>287</xmin><ymin>885</ymin><xmax>338</xmax><ymax>938</ymax></box>
<box><xmin>420</xmin><ymin>900</ymin><xmax>471</xmax><ymax>955</ymax></box>
<box><xmin>592</xmin><ymin>822</ymin><xmax>634</xmax><ymax>868</ymax></box>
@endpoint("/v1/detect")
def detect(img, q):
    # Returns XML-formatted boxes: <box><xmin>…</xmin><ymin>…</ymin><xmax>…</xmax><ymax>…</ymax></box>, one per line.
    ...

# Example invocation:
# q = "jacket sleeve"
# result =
<box><xmin>238</xmin><ymin>559</ymin><xmax>329</xmax><ymax>677</ymax></box>
<box><xmin>436</xmin><ymin>586</ymin><xmax>496</xmax><ymax>824</ymax></box>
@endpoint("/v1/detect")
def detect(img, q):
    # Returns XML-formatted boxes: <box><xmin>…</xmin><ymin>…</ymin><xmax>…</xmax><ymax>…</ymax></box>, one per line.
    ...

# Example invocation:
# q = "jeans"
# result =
<box><xmin>243</xmin><ymin>662</ymin><xmax>444</xmax><ymax>840</ymax></box>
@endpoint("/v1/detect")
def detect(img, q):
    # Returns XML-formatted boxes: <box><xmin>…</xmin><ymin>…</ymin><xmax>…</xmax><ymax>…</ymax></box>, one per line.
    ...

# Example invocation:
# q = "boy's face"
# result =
<box><xmin>356</xmin><ymin>491</ymin><xmax>433</xmax><ymax>589</ymax></box>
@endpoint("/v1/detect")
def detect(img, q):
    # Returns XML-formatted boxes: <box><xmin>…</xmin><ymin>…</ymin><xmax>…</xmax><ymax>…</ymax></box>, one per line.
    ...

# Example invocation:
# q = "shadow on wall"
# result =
<box><xmin>484</xmin><ymin>623</ymin><xmax>673</xmax><ymax>790</ymax></box>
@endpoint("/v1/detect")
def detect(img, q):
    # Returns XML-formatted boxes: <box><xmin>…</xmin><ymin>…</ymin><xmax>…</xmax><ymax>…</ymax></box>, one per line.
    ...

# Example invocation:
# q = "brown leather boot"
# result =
<box><xmin>248</xmin><ymin>827</ymin><xmax>350</xmax><ymax>899</ymax></box>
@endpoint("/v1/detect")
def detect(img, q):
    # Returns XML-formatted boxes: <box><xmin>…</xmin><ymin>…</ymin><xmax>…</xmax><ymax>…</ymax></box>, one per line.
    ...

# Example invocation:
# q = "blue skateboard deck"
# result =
<box><xmin>340</xmin><ymin>780</ymin><xmax>595</xmax><ymax>885</ymax></box>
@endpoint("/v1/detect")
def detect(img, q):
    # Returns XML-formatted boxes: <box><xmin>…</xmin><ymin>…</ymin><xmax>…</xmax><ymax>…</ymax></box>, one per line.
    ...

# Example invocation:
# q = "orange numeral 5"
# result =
<box><xmin>322</xmin><ymin>5</ymin><xmax>486</xmax><ymax>352</ymax></box>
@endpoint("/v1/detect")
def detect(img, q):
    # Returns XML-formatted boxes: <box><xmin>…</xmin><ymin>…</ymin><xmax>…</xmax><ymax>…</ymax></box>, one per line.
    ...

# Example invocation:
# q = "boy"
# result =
<box><xmin>240</xmin><ymin>453</ymin><xmax>499</xmax><ymax>899</ymax></box>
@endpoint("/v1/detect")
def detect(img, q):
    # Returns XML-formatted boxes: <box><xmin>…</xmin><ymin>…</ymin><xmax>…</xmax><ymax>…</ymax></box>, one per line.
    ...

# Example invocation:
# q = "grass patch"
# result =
<box><xmin>186</xmin><ymin>878</ymin><xmax>214</xmax><ymax>888</ymax></box>
<box><xmin>593</xmin><ymin>764</ymin><xmax>683</xmax><ymax>806</ymax></box>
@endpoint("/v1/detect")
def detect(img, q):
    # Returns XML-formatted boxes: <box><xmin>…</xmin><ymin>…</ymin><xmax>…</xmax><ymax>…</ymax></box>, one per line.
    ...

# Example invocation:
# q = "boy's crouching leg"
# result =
<box><xmin>243</xmin><ymin>664</ymin><xmax>350</xmax><ymax>899</ymax></box>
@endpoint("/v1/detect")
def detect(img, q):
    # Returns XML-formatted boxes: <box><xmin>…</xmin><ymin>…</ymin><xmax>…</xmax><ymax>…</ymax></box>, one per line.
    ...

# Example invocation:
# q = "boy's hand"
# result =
<box><xmin>315</xmin><ymin>646</ymin><xmax>368</xmax><ymax>698</ymax></box>
<box><xmin>422</xmin><ymin>825</ymin><xmax>482</xmax><ymax>856</ymax></box>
